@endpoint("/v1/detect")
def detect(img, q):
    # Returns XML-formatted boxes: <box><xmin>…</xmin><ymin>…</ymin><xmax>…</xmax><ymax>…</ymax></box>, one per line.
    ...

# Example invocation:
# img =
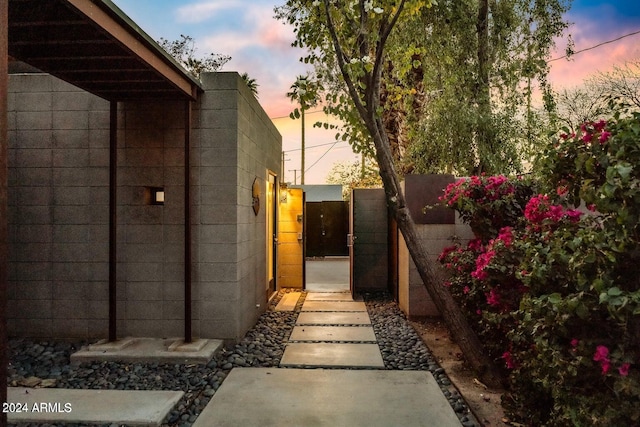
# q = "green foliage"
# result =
<box><xmin>377</xmin><ymin>0</ymin><xmax>570</xmax><ymax>175</ymax></box>
<box><xmin>438</xmin><ymin>110</ymin><xmax>640</xmax><ymax>425</ymax></box>
<box><xmin>240</xmin><ymin>72</ymin><xmax>259</xmax><ymax>98</ymax></box>
<box><xmin>157</xmin><ymin>34</ymin><xmax>230</xmax><ymax>79</ymax></box>
<box><xmin>325</xmin><ymin>156</ymin><xmax>383</xmax><ymax>200</ymax></box>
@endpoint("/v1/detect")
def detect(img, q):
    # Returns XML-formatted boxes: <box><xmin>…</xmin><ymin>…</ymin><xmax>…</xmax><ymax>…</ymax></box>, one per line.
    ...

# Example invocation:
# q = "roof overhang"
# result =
<box><xmin>8</xmin><ymin>0</ymin><xmax>202</xmax><ymax>101</ymax></box>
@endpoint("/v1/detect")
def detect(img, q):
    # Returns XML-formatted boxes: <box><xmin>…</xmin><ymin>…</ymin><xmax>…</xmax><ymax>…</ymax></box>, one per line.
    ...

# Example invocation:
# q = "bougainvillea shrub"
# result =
<box><xmin>438</xmin><ymin>111</ymin><xmax>640</xmax><ymax>426</ymax></box>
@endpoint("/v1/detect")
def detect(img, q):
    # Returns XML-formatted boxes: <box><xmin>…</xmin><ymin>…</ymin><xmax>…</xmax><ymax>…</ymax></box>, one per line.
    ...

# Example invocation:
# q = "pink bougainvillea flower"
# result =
<box><xmin>582</xmin><ymin>132</ymin><xmax>593</xmax><ymax>143</ymax></box>
<box><xmin>598</xmin><ymin>131</ymin><xmax>611</xmax><ymax>144</ymax></box>
<box><xmin>619</xmin><ymin>363</ymin><xmax>631</xmax><ymax>377</ymax></box>
<box><xmin>593</xmin><ymin>119</ymin><xmax>607</xmax><ymax>131</ymax></box>
<box><xmin>486</xmin><ymin>289</ymin><xmax>501</xmax><ymax>307</ymax></box>
<box><xmin>557</xmin><ymin>185</ymin><xmax>568</xmax><ymax>196</ymax></box>
<box><xmin>593</xmin><ymin>345</ymin><xmax>611</xmax><ymax>375</ymax></box>
<box><xmin>502</xmin><ymin>351</ymin><xmax>516</xmax><ymax>369</ymax></box>
<box><xmin>438</xmin><ymin>245</ymin><xmax>457</xmax><ymax>262</ymax></box>
<box><xmin>587</xmin><ymin>204</ymin><xmax>597</xmax><ymax>212</ymax></box>
<box><xmin>496</xmin><ymin>226</ymin><xmax>514</xmax><ymax>246</ymax></box>
<box><xmin>463</xmin><ymin>286</ymin><xmax>470</xmax><ymax>294</ymax></box>
<box><xmin>476</xmin><ymin>309</ymin><xmax>482</xmax><ymax>315</ymax></box>
<box><xmin>565</xmin><ymin>209</ymin><xmax>582</xmax><ymax>222</ymax></box>
<box><xmin>570</xmin><ymin>339</ymin><xmax>579</xmax><ymax>348</ymax></box>
<box><xmin>443</xmin><ymin>281</ymin><xmax>452</xmax><ymax>287</ymax></box>
<box><xmin>467</xmin><ymin>239</ymin><xmax>483</xmax><ymax>251</ymax></box>
<box><xmin>593</xmin><ymin>345</ymin><xmax>609</xmax><ymax>362</ymax></box>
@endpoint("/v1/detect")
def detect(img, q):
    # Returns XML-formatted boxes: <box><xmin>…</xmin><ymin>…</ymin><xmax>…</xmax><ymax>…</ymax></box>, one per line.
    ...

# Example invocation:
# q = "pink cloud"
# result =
<box><xmin>548</xmin><ymin>10</ymin><xmax>640</xmax><ymax>90</ymax></box>
<box><xmin>175</xmin><ymin>1</ymin><xmax>238</xmax><ymax>23</ymax></box>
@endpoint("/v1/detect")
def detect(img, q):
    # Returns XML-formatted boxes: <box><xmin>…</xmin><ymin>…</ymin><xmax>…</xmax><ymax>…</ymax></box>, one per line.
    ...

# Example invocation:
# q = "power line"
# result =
<box><xmin>305</xmin><ymin>141</ymin><xmax>340</xmax><ymax>173</ymax></box>
<box><xmin>549</xmin><ymin>29</ymin><xmax>640</xmax><ymax>63</ymax></box>
<box><xmin>284</xmin><ymin>140</ymin><xmax>347</xmax><ymax>152</ymax></box>
<box><xmin>269</xmin><ymin>109</ymin><xmax>327</xmax><ymax>120</ymax></box>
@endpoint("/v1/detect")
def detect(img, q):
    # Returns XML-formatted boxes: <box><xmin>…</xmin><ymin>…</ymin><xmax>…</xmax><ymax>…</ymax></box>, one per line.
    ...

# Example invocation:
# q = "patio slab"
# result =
<box><xmin>301</xmin><ymin>300</ymin><xmax>366</xmax><ymax>312</ymax></box>
<box><xmin>280</xmin><ymin>343</ymin><xmax>384</xmax><ymax>368</ymax></box>
<box><xmin>275</xmin><ymin>292</ymin><xmax>301</xmax><ymax>311</ymax></box>
<box><xmin>289</xmin><ymin>326</ymin><xmax>377</xmax><ymax>342</ymax></box>
<box><xmin>71</xmin><ymin>337</ymin><xmax>222</xmax><ymax>364</ymax></box>
<box><xmin>296</xmin><ymin>311</ymin><xmax>371</xmax><ymax>325</ymax></box>
<box><xmin>305</xmin><ymin>292</ymin><xmax>354</xmax><ymax>301</ymax></box>
<box><xmin>7</xmin><ymin>387</ymin><xmax>183</xmax><ymax>426</ymax></box>
<box><xmin>192</xmin><ymin>368</ymin><xmax>462</xmax><ymax>427</ymax></box>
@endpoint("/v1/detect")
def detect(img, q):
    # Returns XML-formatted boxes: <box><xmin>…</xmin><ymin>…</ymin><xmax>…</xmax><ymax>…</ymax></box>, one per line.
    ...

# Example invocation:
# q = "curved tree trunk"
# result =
<box><xmin>320</xmin><ymin>0</ymin><xmax>503</xmax><ymax>388</ymax></box>
<box><xmin>367</xmin><ymin>114</ymin><xmax>504</xmax><ymax>389</ymax></box>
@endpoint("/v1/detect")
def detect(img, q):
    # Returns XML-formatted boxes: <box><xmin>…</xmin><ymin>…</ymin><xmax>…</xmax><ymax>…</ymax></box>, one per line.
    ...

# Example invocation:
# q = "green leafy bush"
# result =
<box><xmin>438</xmin><ymin>111</ymin><xmax>640</xmax><ymax>426</ymax></box>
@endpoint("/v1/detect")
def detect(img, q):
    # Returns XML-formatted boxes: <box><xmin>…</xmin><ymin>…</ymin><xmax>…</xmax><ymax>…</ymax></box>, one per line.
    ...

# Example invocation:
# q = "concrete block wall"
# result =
<box><xmin>8</xmin><ymin>71</ymin><xmax>282</xmax><ymax>343</ymax></box>
<box><xmin>398</xmin><ymin>175</ymin><xmax>474</xmax><ymax>318</ymax></box>
<box><xmin>7</xmin><ymin>74</ymin><xmax>110</xmax><ymax>338</ymax></box>
<box><xmin>196</xmin><ymin>72</ymin><xmax>282</xmax><ymax>342</ymax></box>
<box><xmin>117</xmin><ymin>100</ymin><xmax>189</xmax><ymax>338</ymax></box>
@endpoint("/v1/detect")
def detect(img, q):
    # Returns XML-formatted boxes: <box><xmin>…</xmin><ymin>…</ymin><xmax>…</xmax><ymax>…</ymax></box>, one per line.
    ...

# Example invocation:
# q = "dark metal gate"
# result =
<box><xmin>305</xmin><ymin>201</ymin><xmax>349</xmax><ymax>257</ymax></box>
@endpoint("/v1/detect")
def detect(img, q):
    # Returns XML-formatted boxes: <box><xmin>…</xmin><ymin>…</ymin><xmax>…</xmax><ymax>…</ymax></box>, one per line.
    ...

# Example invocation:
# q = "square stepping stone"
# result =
<box><xmin>280</xmin><ymin>343</ymin><xmax>384</xmax><ymax>368</ymax></box>
<box><xmin>275</xmin><ymin>292</ymin><xmax>300</xmax><ymax>311</ymax></box>
<box><xmin>301</xmin><ymin>301</ymin><xmax>366</xmax><ymax>312</ymax></box>
<box><xmin>305</xmin><ymin>292</ymin><xmax>354</xmax><ymax>302</ymax></box>
<box><xmin>7</xmin><ymin>387</ymin><xmax>183</xmax><ymax>426</ymax></box>
<box><xmin>296</xmin><ymin>312</ymin><xmax>371</xmax><ymax>325</ymax></box>
<box><xmin>193</xmin><ymin>368</ymin><xmax>463</xmax><ymax>427</ymax></box>
<box><xmin>289</xmin><ymin>326</ymin><xmax>377</xmax><ymax>342</ymax></box>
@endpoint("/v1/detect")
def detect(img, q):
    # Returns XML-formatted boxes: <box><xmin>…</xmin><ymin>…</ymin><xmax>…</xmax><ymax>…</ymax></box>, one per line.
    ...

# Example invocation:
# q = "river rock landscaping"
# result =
<box><xmin>8</xmin><ymin>289</ymin><xmax>478</xmax><ymax>427</ymax></box>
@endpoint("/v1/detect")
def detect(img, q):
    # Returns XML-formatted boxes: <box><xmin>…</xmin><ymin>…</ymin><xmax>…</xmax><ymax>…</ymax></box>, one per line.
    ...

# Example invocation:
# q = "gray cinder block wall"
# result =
<box><xmin>8</xmin><ymin>74</ymin><xmax>110</xmax><ymax>338</ymax></box>
<box><xmin>7</xmin><ymin>71</ymin><xmax>282</xmax><ymax>342</ymax></box>
<box><xmin>398</xmin><ymin>175</ymin><xmax>474</xmax><ymax>318</ymax></box>
<box><xmin>196</xmin><ymin>72</ymin><xmax>281</xmax><ymax>341</ymax></box>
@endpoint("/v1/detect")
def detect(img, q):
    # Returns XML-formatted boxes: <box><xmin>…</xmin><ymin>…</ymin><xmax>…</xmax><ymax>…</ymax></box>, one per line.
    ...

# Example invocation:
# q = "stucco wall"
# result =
<box><xmin>7</xmin><ymin>72</ymin><xmax>282</xmax><ymax>342</ymax></box>
<box><xmin>278</xmin><ymin>188</ymin><xmax>304</xmax><ymax>289</ymax></box>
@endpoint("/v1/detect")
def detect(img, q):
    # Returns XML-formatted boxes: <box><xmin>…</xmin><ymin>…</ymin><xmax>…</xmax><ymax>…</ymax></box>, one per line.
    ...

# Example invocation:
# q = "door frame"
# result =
<box><xmin>266</xmin><ymin>171</ymin><xmax>278</xmax><ymax>298</ymax></box>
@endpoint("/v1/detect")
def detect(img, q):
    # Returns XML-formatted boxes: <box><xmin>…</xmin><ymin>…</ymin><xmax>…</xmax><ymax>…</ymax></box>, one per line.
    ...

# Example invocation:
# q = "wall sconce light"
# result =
<box><xmin>147</xmin><ymin>187</ymin><xmax>165</xmax><ymax>205</ymax></box>
<box><xmin>252</xmin><ymin>178</ymin><xmax>260</xmax><ymax>215</ymax></box>
<box><xmin>279</xmin><ymin>182</ymin><xmax>289</xmax><ymax>204</ymax></box>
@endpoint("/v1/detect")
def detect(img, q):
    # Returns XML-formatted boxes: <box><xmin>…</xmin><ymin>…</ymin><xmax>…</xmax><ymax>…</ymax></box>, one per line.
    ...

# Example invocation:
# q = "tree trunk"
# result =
<box><xmin>320</xmin><ymin>0</ymin><xmax>503</xmax><ymax>388</ymax></box>
<box><xmin>367</xmin><ymin>112</ymin><xmax>504</xmax><ymax>389</ymax></box>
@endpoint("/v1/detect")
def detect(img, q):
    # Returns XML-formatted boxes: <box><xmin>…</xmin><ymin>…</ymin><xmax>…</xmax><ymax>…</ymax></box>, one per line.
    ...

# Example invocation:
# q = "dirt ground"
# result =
<box><xmin>411</xmin><ymin>318</ymin><xmax>508</xmax><ymax>427</ymax></box>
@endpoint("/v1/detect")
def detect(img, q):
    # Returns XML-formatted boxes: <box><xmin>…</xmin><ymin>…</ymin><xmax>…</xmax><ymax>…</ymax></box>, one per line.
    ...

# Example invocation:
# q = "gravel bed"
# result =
<box><xmin>8</xmin><ymin>289</ymin><xmax>477</xmax><ymax>427</ymax></box>
<box><xmin>364</xmin><ymin>292</ymin><xmax>479</xmax><ymax>427</ymax></box>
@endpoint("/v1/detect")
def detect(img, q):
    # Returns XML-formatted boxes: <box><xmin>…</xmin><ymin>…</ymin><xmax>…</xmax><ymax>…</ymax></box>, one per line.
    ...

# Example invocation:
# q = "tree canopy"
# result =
<box><xmin>277</xmin><ymin>0</ymin><xmax>571</xmax><ymax>176</ymax></box>
<box><xmin>157</xmin><ymin>34</ymin><xmax>231</xmax><ymax>79</ymax></box>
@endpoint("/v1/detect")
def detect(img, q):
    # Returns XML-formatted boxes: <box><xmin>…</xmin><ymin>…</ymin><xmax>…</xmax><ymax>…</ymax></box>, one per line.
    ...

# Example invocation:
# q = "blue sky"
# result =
<box><xmin>112</xmin><ymin>0</ymin><xmax>640</xmax><ymax>183</ymax></box>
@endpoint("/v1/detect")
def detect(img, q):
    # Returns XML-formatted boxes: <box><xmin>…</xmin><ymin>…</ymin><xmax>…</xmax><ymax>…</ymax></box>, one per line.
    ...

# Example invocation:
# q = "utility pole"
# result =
<box><xmin>287</xmin><ymin>75</ymin><xmax>318</xmax><ymax>186</ymax></box>
<box><xmin>301</xmin><ymin>105</ymin><xmax>305</xmax><ymax>184</ymax></box>
<box><xmin>288</xmin><ymin>169</ymin><xmax>299</xmax><ymax>185</ymax></box>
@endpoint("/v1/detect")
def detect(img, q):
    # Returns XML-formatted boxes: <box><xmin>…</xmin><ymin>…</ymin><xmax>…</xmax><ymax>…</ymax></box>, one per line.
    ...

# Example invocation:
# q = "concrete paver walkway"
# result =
<box><xmin>194</xmin><ymin>291</ymin><xmax>462</xmax><ymax>426</ymax></box>
<box><xmin>193</xmin><ymin>368</ymin><xmax>462</xmax><ymax>427</ymax></box>
<box><xmin>281</xmin><ymin>292</ymin><xmax>384</xmax><ymax>368</ymax></box>
<box><xmin>8</xmin><ymin>289</ymin><xmax>463</xmax><ymax>426</ymax></box>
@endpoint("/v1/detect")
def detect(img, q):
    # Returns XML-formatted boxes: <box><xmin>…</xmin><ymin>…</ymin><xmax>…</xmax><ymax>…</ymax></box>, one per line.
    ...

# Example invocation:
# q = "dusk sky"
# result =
<box><xmin>113</xmin><ymin>0</ymin><xmax>640</xmax><ymax>184</ymax></box>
